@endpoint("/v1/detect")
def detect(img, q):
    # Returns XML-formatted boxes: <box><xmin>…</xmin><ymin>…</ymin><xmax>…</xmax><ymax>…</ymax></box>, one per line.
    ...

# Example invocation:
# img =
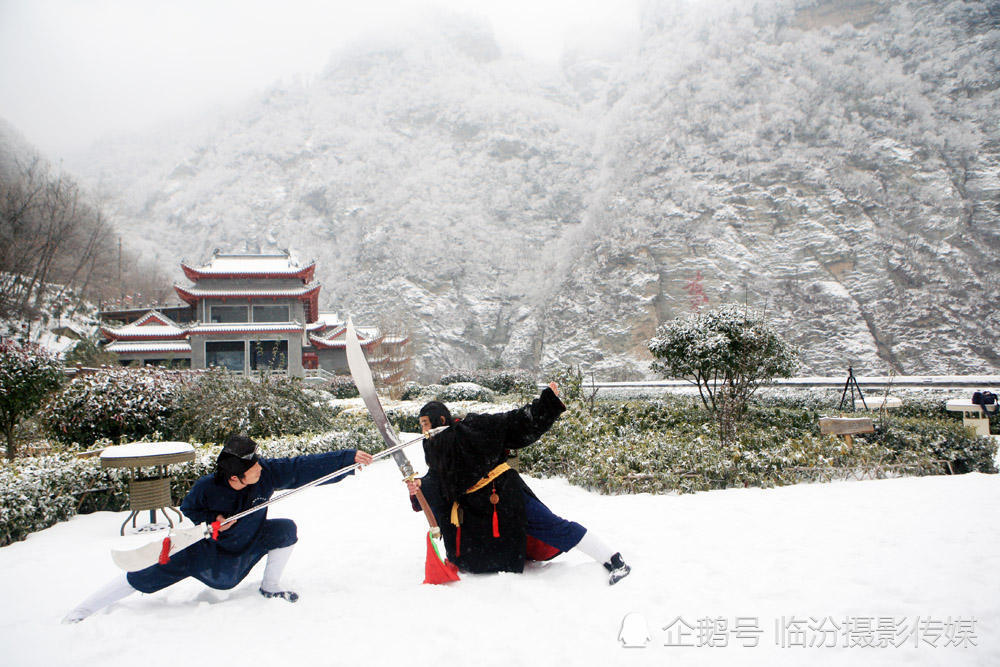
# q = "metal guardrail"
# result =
<box><xmin>570</xmin><ymin>375</ymin><xmax>1000</xmax><ymax>392</ymax></box>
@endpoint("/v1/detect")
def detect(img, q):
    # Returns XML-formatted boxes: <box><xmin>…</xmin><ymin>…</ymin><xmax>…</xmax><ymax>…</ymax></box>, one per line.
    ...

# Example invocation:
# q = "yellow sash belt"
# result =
<box><xmin>450</xmin><ymin>463</ymin><xmax>511</xmax><ymax>526</ymax></box>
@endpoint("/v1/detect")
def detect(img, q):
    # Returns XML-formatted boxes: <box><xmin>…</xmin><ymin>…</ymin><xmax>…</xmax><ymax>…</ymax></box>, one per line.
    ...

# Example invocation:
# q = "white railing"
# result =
<box><xmin>304</xmin><ymin>368</ymin><xmax>336</xmax><ymax>381</ymax></box>
<box><xmin>560</xmin><ymin>375</ymin><xmax>1000</xmax><ymax>393</ymax></box>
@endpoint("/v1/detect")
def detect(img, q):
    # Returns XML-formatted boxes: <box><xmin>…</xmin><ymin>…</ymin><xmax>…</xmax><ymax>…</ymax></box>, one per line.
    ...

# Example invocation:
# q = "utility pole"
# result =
<box><xmin>118</xmin><ymin>236</ymin><xmax>123</xmax><ymax>305</ymax></box>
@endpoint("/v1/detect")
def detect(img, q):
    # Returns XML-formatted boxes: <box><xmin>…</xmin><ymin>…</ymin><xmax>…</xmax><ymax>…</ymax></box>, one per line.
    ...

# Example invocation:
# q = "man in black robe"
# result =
<box><xmin>407</xmin><ymin>383</ymin><xmax>630</xmax><ymax>584</ymax></box>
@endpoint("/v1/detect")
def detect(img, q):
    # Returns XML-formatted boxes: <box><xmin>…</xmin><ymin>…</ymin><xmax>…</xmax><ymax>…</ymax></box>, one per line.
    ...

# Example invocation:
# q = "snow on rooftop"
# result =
<box><xmin>190</xmin><ymin>253</ymin><xmax>311</xmax><ymax>275</ymax></box>
<box><xmin>188</xmin><ymin>323</ymin><xmax>305</xmax><ymax>334</ymax></box>
<box><xmin>105</xmin><ymin>324</ymin><xmax>185</xmax><ymax>338</ymax></box>
<box><xmin>176</xmin><ymin>283</ymin><xmax>320</xmax><ymax>298</ymax></box>
<box><xmin>104</xmin><ymin>341</ymin><xmax>192</xmax><ymax>354</ymax></box>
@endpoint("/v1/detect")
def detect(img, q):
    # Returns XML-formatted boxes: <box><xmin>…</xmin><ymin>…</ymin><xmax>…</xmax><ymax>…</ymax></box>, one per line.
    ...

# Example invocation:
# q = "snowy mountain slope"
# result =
<box><xmin>67</xmin><ymin>0</ymin><xmax>1000</xmax><ymax>379</ymax></box>
<box><xmin>0</xmin><ymin>275</ymin><xmax>99</xmax><ymax>355</ymax></box>
<box><xmin>2</xmin><ymin>440</ymin><xmax>997</xmax><ymax>666</ymax></box>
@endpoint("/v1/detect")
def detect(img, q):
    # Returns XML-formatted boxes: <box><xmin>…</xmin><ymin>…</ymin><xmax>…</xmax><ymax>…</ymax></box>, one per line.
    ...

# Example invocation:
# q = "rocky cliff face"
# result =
<box><xmin>69</xmin><ymin>0</ymin><xmax>1000</xmax><ymax>379</ymax></box>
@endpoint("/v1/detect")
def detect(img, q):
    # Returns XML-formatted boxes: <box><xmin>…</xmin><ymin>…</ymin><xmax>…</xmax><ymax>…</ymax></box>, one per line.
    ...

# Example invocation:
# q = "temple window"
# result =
<box><xmin>206</xmin><ymin>341</ymin><xmax>245</xmax><ymax>372</ymax></box>
<box><xmin>210</xmin><ymin>305</ymin><xmax>249</xmax><ymax>323</ymax></box>
<box><xmin>253</xmin><ymin>305</ymin><xmax>290</xmax><ymax>322</ymax></box>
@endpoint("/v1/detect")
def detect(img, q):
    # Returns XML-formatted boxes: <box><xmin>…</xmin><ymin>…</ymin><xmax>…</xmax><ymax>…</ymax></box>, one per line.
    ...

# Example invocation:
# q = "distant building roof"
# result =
<box><xmin>105</xmin><ymin>341</ymin><xmax>192</xmax><ymax>354</ymax></box>
<box><xmin>174</xmin><ymin>282</ymin><xmax>321</xmax><ymax>304</ymax></box>
<box><xmin>99</xmin><ymin>304</ymin><xmax>193</xmax><ymax>324</ymax></box>
<box><xmin>181</xmin><ymin>250</ymin><xmax>315</xmax><ymax>282</ymax></box>
<box><xmin>308</xmin><ymin>326</ymin><xmax>382</xmax><ymax>350</ymax></box>
<box><xmin>188</xmin><ymin>323</ymin><xmax>309</xmax><ymax>335</ymax></box>
<box><xmin>101</xmin><ymin>311</ymin><xmax>187</xmax><ymax>340</ymax></box>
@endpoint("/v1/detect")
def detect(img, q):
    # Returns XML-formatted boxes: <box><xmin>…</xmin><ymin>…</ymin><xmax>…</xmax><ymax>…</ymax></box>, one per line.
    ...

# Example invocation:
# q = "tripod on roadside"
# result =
<box><xmin>838</xmin><ymin>366</ymin><xmax>868</xmax><ymax>411</ymax></box>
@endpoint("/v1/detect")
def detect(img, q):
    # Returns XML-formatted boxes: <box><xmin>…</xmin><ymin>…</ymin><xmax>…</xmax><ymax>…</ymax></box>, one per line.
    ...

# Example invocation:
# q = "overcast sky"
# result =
<box><xmin>0</xmin><ymin>0</ymin><xmax>640</xmax><ymax>161</ymax></box>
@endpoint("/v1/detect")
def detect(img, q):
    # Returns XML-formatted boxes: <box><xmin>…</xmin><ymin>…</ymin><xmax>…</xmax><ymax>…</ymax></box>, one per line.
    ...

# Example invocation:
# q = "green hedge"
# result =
<box><xmin>0</xmin><ymin>418</ymin><xmax>383</xmax><ymax>548</ymax></box>
<box><xmin>165</xmin><ymin>370</ymin><xmax>334</xmax><ymax>443</ymax></box>
<box><xmin>517</xmin><ymin>397</ymin><xmax>997</xmax><ymax>494</ymax></box>
<box><xmin>42</xmin><ymin>367</ymin><xmax>188</xmax><ymax>448</ymax></box>
<box><xmin>327</xmin><ymin>375</ymin><xmax>360</xmax><ymax>399</ymax></box>
<box><xmin>41</xmin><ymin>367</ymin><xmax>337</xmax><ymax>450</ymax></box>
<box><xmin>4</xmin><ymin>391</ymin><xmax>996</xmax><ymax>547</ymax></box>
<box><xmin>439</xmin><ymin>369</ymin><xmax>536</xmax><ymax>395</ymax></box>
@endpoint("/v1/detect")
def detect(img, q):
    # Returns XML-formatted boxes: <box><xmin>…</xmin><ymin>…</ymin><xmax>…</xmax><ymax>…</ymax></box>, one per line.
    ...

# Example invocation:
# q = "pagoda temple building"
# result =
<box><xmin>99</xmin><ymin>250</ymin><xmax>410</xmax><ymax>383</ymax></box>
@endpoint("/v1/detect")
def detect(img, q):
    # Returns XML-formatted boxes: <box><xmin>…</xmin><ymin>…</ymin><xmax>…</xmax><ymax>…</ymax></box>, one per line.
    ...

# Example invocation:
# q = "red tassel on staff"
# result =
<box><xmin>424</xmin><ymin>533</ymin><xmax>460</xmax><ymax>584</ymax></box>
<box><xmin>158</xmin><ymin>537</ymin><xmax>172</xmax><ymax>564</ymax></box>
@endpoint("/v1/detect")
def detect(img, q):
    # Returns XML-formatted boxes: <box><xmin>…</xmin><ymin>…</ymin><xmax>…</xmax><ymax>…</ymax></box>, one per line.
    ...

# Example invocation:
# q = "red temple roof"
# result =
<box><xmin>105</xmin><ymin>341</ymin><xmax>192</xmax><ymax>354</ymax></box>
<box><xmin>180</xmin><ymin>252</ymin><xmax>316</xmax><ymax>283</ymax></box>
<box><xmin>101</xmin><ymin>311</ymin><xmax>187</xmax><ymax>341</ymax></box>
<box><xmin>174</xmin><ymin>282</ymin><xmax>321</xmax><ymax>305</ymax></box>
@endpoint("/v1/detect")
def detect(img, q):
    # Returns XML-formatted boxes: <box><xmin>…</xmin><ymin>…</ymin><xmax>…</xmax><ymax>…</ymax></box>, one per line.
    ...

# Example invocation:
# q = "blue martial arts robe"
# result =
<box><xmin>127</xmin><ymin>450</ymin><xmax>357</xmax><ymax>594</ymax></box>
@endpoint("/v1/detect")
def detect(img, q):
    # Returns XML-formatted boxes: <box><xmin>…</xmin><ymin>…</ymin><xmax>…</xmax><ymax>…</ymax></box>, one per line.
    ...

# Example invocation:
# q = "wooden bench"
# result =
<box><xmin>819</xmin><ymin>417</ymin><xmax>875</xmax><ymax>447</ymax></box>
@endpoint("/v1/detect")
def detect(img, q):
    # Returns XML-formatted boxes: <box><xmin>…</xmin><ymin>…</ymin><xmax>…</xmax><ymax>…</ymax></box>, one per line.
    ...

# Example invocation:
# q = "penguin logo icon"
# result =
<box><xmin>618</xmin><ymin>612</ymin><xmax>651</xmax><ymax>648</ymax></box>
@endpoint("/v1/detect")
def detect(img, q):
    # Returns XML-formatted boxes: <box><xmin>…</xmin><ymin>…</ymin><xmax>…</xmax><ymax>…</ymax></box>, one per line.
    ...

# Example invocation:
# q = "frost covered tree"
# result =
<box><xmin>0</xmin><ymin>338</ymin><xmax>63</xmax><ymax>459</ymax></box>
<box><xmin>648</xmin><ymin>305</ymin><xmax>798</xmax><ymax>443</ymax></box>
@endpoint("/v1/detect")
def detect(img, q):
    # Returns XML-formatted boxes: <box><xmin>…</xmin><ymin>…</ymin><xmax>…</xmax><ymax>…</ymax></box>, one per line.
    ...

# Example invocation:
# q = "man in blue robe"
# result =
<box><xmin>63</xmin><ymin>434</ymin><xmax>371</xmax><ymax>623</ymax></box>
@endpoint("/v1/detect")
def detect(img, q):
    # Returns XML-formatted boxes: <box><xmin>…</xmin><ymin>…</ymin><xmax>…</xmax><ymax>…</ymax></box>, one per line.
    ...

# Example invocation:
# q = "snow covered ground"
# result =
<box><xmin>1</xmin><ymin>442</ymin><xmax>997</xmax><ymax>667</ymax></box>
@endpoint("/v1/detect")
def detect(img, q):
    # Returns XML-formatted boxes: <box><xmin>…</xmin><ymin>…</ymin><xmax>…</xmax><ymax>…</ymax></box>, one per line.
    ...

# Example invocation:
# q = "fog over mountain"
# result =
<box><xmin>66</xmin><ymin>0</ymin><xmax>1000</xmax><ymax>380</ymax></box>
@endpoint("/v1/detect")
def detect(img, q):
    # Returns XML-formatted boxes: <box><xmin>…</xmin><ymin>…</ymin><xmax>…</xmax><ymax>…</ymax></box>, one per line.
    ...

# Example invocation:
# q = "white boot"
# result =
<box><xmin>574</xmin><ymin>529</ymin><xmax>616</xmax><ymax>565</ymax></box>
<box><xmin>259</xmin><ymin>545</ymin><xmax>298</xmax><ymax>603</ymax></box>
<box><xmin>63</xmin><ymin>574</ymin><xmax>136</xmax><ymax>623</ymax></box>
<box><xmin>574</xmin><ymin>530</ymin><xmax>631</xmax><ymax>585</ymax></box>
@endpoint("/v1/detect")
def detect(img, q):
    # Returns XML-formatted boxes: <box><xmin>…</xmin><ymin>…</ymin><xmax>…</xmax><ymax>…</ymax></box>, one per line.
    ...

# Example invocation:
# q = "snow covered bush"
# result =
<box><xmin>437</xmin><ymin>382</ymin><xmax>495</xmax><ymax>402</ymax></box>
<box><xmin>518</xmin><ymin>397</ymin><xmax>995</xmax><ymax>495</ymax></box>
<box><xmin>166</xmin><ymin>369</ymin><xmax>333</xmax><ymax>444</ymax></box>
<box><xmin>649</xmin><ymin>305</ymin><xmax>798</xmax><ymax>443</ymax></box>
<box><xmin>42</xmin><ymin>367</ymin><xmax>187</xmax><ymax>449</ymax></box>
<box><xmin>0</xmin><ymin>453</ymin><xmax>131</xmax><ymax>546</ymax></box>
<box><xmin>0</xmin><ymin>338</ymin><xmax>64</xmax><ymax>460</ymax></box>
<box><xmin>399</xmin><ymin>382</ymin><xmax>445</xmax><ymax>401</ymax></box>
<box><xmin>327</xmin><ymin>375</ymin><xmax>359</xmax><ymax>399</ymax></box>
<box><xmin>0</xmin><ymin>422</ymin><xmax>383</xmax><ymax>546</ymax></box>
<box><xmin>439</xmin><ymin>369</ymin><xmax>535</xmax><ymax>395</ymax></box>
<box><xmin>865</xmin><ymin>417</ymin><xmax>996</xmax><ymax>475</ymax></box>
<box><xmin>63</xmin><ymin>336</ymin><xmax>119</xmax><ymax>367</ymax></box>
<box><xmin>552</xmin><ymin>365</ymin><xmax>585</xmax><ymax>401</ymax></box>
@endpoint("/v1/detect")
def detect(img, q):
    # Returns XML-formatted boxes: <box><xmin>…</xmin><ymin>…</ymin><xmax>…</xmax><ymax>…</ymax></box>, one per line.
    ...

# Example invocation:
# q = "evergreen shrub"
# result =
<box><xmin>517</xmin><ymin>398</ymin><xmax>996</xmax><ymax>494</ymax></box>
<box><xmin>166</xmin><ymin>369</ymin><xmax>333</xmax><ymax>443</ymax></box>
<box><xmin>437</xmin><ymin>382</ymin><xmax>495</xmax><ymax>403</ymax></box>
<box><xmin>0</xmin><ymin>422</ymin><xmax>383</xmax><ymax>547</ymax></box>
<box><xmin>649</xmin><ymin>305</ymin><xmax>798</xmax><ymax>443</ymax></box>
<box><xmin>439</xmin><ymin>369</ymin><xmax>535</xmax><ymax>395</ymax></box>
<box><xmin>327</xmin><ymin>375</ymin><xmax>360</xmax><ymax>399</ymax></box>
<box><xmin>43</xmin><ymin>367</ymin><xmax>186</xmax><ymax>449</ymax></box>
<box><xmin>399</xmin><ymin>382</ymin><xmax>444</xmax><ymax>401</ymax></box>
<box><xmin>0</xmin><ymin>338</ymin><xmax>64</xmax><ymax>459</ymax></box>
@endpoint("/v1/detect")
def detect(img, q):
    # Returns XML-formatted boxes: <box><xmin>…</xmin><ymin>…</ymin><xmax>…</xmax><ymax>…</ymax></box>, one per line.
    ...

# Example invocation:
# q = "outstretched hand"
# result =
<box><xmin>355</xmin><ymin>450</ymin><xmax>374</xmax><ymax>466</ymax></box>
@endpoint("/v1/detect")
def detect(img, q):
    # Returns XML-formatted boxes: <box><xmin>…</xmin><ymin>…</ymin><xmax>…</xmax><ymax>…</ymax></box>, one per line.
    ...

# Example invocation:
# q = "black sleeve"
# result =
<box><xmin>410</xmin><ymin>468</ymin><xmax>448</xmax><ymax>525</ymax></box>
<box><xmin>464</xmin><ymin>387</ymin><xmax>566</xmax><ymax>453</ymax></box>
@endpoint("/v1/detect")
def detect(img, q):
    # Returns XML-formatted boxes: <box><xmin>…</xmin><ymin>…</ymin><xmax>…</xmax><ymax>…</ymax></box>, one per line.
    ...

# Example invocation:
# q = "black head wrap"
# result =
<box><xmin>215</xmin><ymin>434</ymin><xmax>259</xmax><ymax>485</ymax></box>
<box><xmin>222</xmin><ymin>434</ymin><xmax>258</xmax><ymax>459</ymax></box>
<box><xmin>214</xmin><ymin>451</ymin><xmax>257</xmax><ymax>485</ymax></box>
<box><xmin>419</xmin><ymin>401</ymin><xmax>452</xmax><ymax>428</ymax></box>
